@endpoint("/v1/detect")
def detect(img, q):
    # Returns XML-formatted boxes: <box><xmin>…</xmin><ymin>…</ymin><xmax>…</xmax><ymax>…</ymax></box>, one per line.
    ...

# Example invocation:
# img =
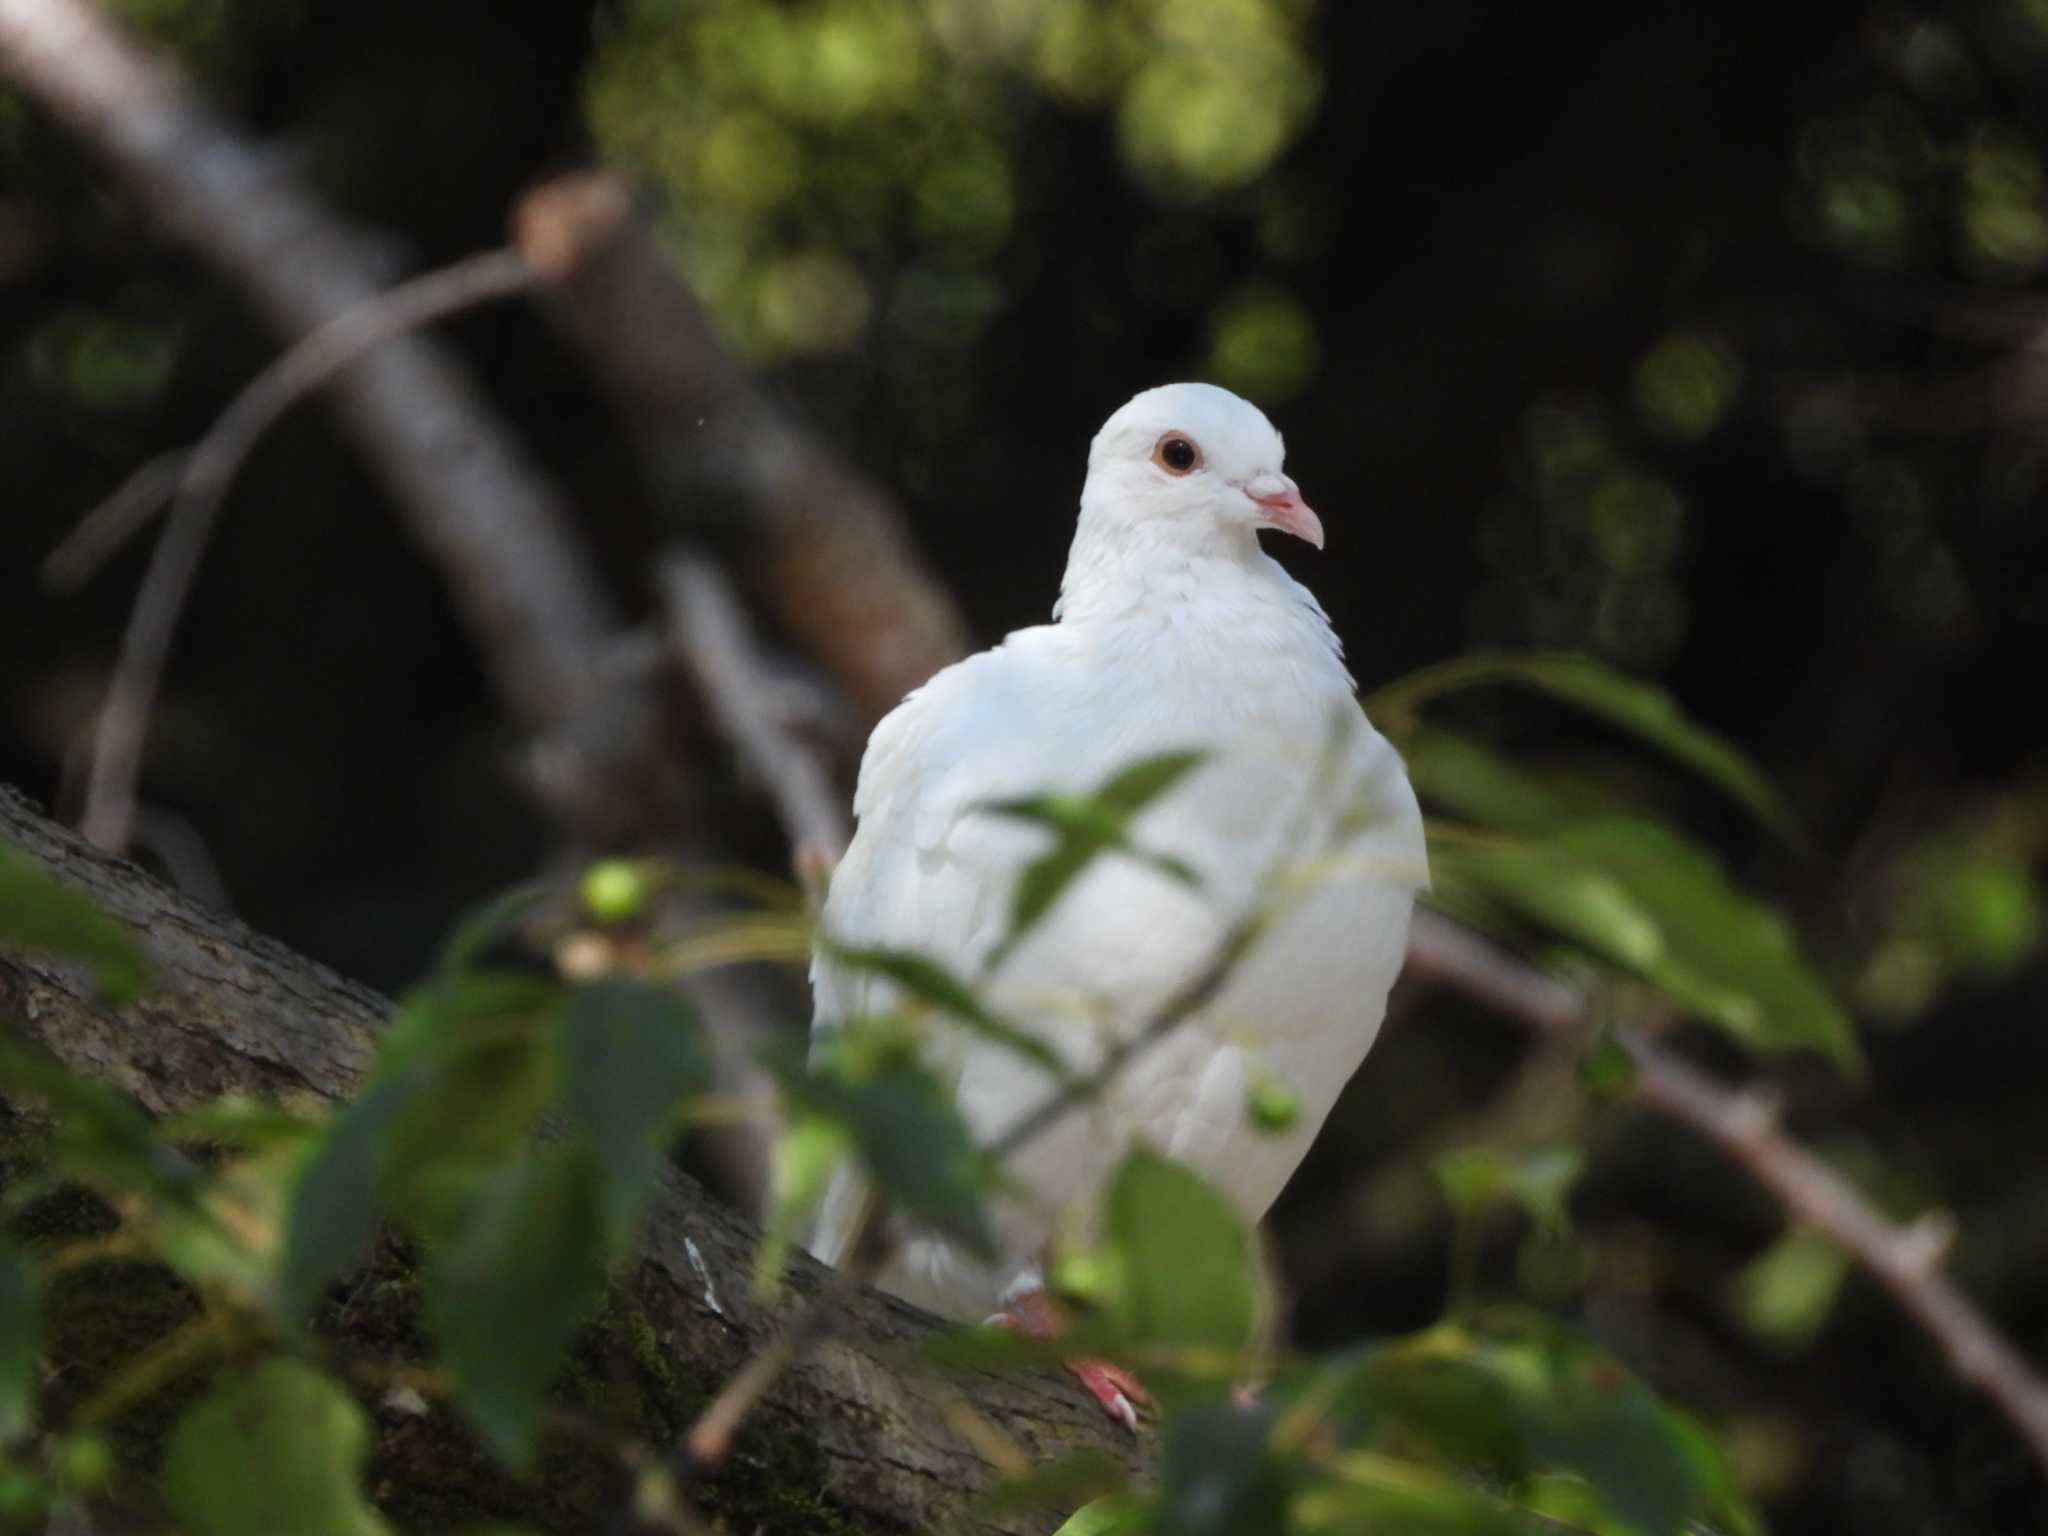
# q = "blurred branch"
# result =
<box><xmin>513</xmin><ymin>171</ymin><xmax>971</xmax><ymax>725</ymax></box>
<box><xmin>0</xmin><ymin>785</ymin><xmax>1137</xmax><ymax>1534</ymax></box>
<box><xmin>0</xmin><ymin>0</ymin><xmax>660</xmax><ymax>841</ymax></box>
<box><xmin>40</xmin><ymin>449</ymin><xmax>187</xmax><ymax>592</ymax></box>
<box><xmin>66</xmin><ymin>248</ymin><xmax>538</xmax><ymax>853</ymax></box>
<box><xmin>1403</xmin><ymin>908</ymin><xmax>2048</xmax><ymax>1479</ymax></box>
<box><xmin>658</xmin><ymin>553</ymin><xmax>850</xmax><ymax>902</ymax></box>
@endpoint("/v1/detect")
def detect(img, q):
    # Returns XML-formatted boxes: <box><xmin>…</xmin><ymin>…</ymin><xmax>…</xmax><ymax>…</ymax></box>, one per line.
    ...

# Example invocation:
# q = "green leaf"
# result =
<box><xmin>1355</xmin><ymin>1318</ymin><xmax>1716</xmax><ymax>1536</ymax></box>
<box><xmin>555</xmin><ymin>977</ymin><xmax>710</xmax><ymax>1255</ymax></box>
<box><xmin>1368</xmin><ymin>651</ymin><xmax>1803</xmax><ymax>847</ymax></box>
<box><xmin>1731</xmin><ymin>1225</ymin><xmax>1849</xmax><ymax>1352</ymax></box>
<box><xmin>1048</xmin><ymin>1493</ymin><xmax>1149</xmax><ymax>1536</ymax></box>
<box><xmin>1435</xmin><ymin>817</ymin><xmax>1860</xmax><ymax>1073</ymax></box>
<box><xmin>1402</xmin><ymin>728</ymin><xmax>1569</xmax><ymax>834</ymax></box>
<box><xmin>826</xmin><ymin>945</ymin><xmax>1064</xmax><ymax>1074</ymax></box>
<box><xmin>278</xmin><ymin>1074</ymin><xmax>418</xmax><ymax>1324</ymax></box>
<box><xmin>779</xmin><ymin>1033</ymin><xmax>996</xmax><ymax>1256</ymax></box>
<box><xmin>0</xmin><ymin>1235</ymin><xmax>38</xmax><ymax>1439</ymax></box>
<box><xmin>1154</xmin><ymin>1401</ymin><xmax>1289</xmax><ymax>1536</ymax></box>
<box><xmin>1106</xmin><ymin>1150</ymin><xmax>1255</xmax><ymax>1353</ymax></box>
<box><xmin>1503</xmin><ymin>1339</ymin><xmax>1702</xmax><ymax>1536</ymax></box>
<box><xmin>164</xmin><ymin>1359</ymin><xmax>392</xmax><ymax>1536</ymax></box>
<box><xmin>426</xmin><ymin>1143</ymin><xmax>607</xmax><ymax>1463</ymax></box>
<box><xmin>1094</xmin><ymin>749</ymin><xmax>1208</xmax><ymax>816</ymax></box>
<box><xmin>379</xmin><ymin>974</ymin><xmax>561</xmax><ymax>1232</ymax></box>
<box><xmin>754</xmin><ymin>1112</ymin><xmax>852</xmax><ymax>1295</ymax></box>
<box><xmin>980</xmin><ymin>751</ymin><xmax>1207</xmax><ymax>963</ymax></box>
<box><xmin>0</xmin><ymin>842</ymin><xmax>148</xmax><ymax>1002</ymax></box>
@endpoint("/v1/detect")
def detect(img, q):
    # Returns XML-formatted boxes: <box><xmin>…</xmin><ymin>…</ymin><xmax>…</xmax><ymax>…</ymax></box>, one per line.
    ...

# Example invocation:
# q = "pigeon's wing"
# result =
<box><xmin>803</xmin><ymin>634</ymin><xmax>1075</xmax><ymax>1287</ymax></box>
<box><xmin>808</xmin><ymin>638</ymin><xmax>1064</xmax><ymax>1039</ymax></box>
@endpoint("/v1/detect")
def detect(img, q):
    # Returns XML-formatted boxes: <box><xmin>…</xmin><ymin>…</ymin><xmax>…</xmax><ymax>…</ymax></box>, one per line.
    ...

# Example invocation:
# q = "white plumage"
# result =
<box><xmin>808</xmin><ymin>382</ymin><xmax>1427</xmax><ymax>1329</ymax></box>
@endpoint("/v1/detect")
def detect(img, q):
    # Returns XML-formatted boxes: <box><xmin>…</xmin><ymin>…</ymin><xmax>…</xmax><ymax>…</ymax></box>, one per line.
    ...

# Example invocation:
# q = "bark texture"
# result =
<box><xmin>0</xmin><ymin>785</ymin><xmax>1135</xmax><ymax>1534</ymax></box>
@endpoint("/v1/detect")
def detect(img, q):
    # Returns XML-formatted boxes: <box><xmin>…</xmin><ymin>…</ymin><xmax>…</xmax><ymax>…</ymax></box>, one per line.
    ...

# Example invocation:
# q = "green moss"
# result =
<box><xmin>2</xmin><ymin>1118</ymin><xmax>883</xmax><ymax>1536</ymax></box>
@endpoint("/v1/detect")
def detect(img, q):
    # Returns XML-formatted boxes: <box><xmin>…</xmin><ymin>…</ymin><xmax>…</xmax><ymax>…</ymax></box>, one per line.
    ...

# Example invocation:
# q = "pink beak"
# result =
<box><xmin>1245</xmin><ymin>478</ymin><xmax>1325</xmax><ymax>550</ymax></box>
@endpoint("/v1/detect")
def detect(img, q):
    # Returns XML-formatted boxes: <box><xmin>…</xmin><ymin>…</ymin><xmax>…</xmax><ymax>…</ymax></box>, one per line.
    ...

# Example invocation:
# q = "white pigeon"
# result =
<box><xmin>808</xmin><ymin>382</ymin><xmax>1426</xmax><ymax>1423</ymax></box>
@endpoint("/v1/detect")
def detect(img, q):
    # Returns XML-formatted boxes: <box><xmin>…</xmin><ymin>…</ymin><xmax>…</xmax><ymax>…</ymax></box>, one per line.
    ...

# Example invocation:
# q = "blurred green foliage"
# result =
<box><xmin>585</xmin><ymin>0</ymin><xmax>1323</xmax><ymax>398</ymax></box>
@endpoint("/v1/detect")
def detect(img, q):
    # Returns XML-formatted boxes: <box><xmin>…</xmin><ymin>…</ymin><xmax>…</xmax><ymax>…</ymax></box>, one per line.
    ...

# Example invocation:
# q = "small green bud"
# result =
<box><xmin>580</xmin><ymin>859</ymin><xmax>648</xmax><ymax>924</ymax></box>
<box><xmin>1246</xmin><ymin>1074</ymin><xmax>1300</xmax><ymax>1133</ymax></box>
<box><xmin>57</xmin><ymin>1435</ymin><xmax>112</xmax><ymax>1492</ymax></box>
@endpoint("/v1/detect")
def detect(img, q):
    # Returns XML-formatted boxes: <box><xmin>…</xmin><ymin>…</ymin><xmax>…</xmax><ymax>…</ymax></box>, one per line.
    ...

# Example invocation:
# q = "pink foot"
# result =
<box><xmin>1069</xmin><ymin>1357</ymin><xmax>1149</xmax><ymax>1431</ymax></box>
<box><xmin>995</xmin><ymin>1288</ymin><xmax>1150</xmax><ymax>1432</ymax></box>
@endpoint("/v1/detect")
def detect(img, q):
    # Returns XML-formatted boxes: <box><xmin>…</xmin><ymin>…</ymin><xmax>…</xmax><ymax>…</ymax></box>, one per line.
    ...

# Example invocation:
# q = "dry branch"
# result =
<box><xmin>72</xmin><ymin>249</ymin><xmax>541</xmax><ymax>853</ymax></box>
<box><xmin>0</xmin><ymin>0</ymin><xmax>658</xmax><ymax>840</ymax></box>
<box><xmin>514</xmin><ymin>172</ymin><xmax>971</xmax><ymax>725</ymax></box>
<box><xmin>1403</xmin><ymin>907</ymin><xmax>2048</xmax><ymax>1478</ymax></box>
<box><xmin>0</xmin><ymin>785</ymin><xmax>1136</xmax><ymax>1535</ymax></box>
<box><xmin>659</xmin><ymin>554</ymin><xmax>851</xmax><ymax>901</ymax></box>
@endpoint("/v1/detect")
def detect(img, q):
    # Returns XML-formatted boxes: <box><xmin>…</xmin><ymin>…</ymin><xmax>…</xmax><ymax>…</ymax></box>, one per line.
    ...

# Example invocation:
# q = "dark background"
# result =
<box><xmin>5</xmin><ymin>2</ymin><xmax>2047</xmax><ymax>1531</ymax></box>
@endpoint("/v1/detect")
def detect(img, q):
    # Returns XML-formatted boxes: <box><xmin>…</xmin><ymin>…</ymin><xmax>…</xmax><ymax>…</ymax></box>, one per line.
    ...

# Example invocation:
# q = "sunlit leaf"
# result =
<box><xmin>164</xmin><ymin>1359</ymin><xmax>392</xmax><ymax>1536</ymax></box>
<box><xmin>1106</xmin><ymin>1150</ymin><xmax>1255</xmax><ymax>1353</ymax></box>
<box><xmin>426</xmin><ymin>1143</ymin><xmax>607</xmax><ymax>1463</ymax></box>
<box><xmin>1435</xmin><ymin>817</ymin><xmax>1860</xmax><ymax>1073</ymax></box>
<box><xmin>0</xmin><ymin>1235</ymin><xmax>37</xmax><ymax>1439</ymax></box>
<box><xmin>555</xmin><ymin>977</ymin><xmax>709</xmax><ymax>1255</ymax></box>
<box><xmin>1731</xmin><ymin>1226</ymin><xmax>1850</xmax><ymax>1352</ymax></box>
<box><xmin>827</xmin><ymin>944</ymin><xmax>1064</xmax><ymax>1074</ymax></box>
<box><xmin>1552</xmin><ymin>819</ymin><xmax>1857</xmax><ymax>1071</ymax></box>
<box><xmin>1368</xmin><ymin>651</ymin><xmax>1803</xmax><ymax>847</ymax></box>
<box><xmin>0</xmin><ymin>843</ymin><xmax>147</xmax><ymax>1002</ymax></box>
<box><xmin>1048</xmin><ymin>1492</ymin><xmax>1148</xmax><ymax>1536</ymax></box>
<box><xmin>1402</xmin><ymin>728</ymin><xmax>1568</xmax><ymax>835</ymax></box>
<box><xmin>754</xmin><ymin>1112</ymin><xmax>851</xmax><ymax>1296</ymax></box>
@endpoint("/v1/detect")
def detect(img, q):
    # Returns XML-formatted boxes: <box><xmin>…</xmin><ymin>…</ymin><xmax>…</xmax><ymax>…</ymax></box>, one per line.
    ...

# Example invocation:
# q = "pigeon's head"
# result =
<box><xmin>1083</xmin><ymin>382</ymin><xmax>1322</xmax><ymax>551</ymax></box>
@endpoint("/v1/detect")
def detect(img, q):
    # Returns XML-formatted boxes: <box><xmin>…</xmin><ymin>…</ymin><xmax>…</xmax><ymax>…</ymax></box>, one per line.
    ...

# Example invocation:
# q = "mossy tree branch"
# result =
<box><xmin>0</xmin><ymin>785</ymin><xmax>1138</xmax><ymax>1535</ymax></box>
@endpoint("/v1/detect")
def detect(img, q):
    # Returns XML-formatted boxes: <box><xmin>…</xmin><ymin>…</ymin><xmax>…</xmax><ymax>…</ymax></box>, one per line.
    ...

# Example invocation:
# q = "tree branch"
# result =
<box><xmin>658</xmin><ymin>553</ymin><xmax>850</xmax><ymax>899</ymax></box>
<box><xmin>513</xmin><ymin>171</ymin><xmax>971</xmax><ymax>726</ymax></box>
<box><xmin>70</xmin><ymin>248</ymin><xmax>540</xmax><ymax>853</ymax></box>
<box><xmin>1403</xmin><ymin>907</ymin><xmax>2048</xmax><ymax>1478</ymax></box>
<box><xmin>0</xmin><ymin>785</ymin><xmax>1135</xmax><ymax>1534</ymax></box>
<box><xmin>0</xmin><ymin>0</ymin><xmax>661</xmax><ymax>840</ymax></box>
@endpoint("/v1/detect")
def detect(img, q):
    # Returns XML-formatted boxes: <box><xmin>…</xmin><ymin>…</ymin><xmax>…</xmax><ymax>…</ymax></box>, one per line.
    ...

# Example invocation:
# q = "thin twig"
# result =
<box><xmin>75</xmin><ymin>248</ymin><xmax>538</xmax><ymax>852</ymax></box>
<box><xmin>0</xmin><ymin>0</ymin><xmax>653</xmax><ymax>840</ymax></box>
<box><xmin>658</xmin><ymin>552</ymin><xmax>851</xmax><ymax>902</ymax></box>
<box><xmin>1403</xmin><ymin>907</ymin><xmax>2048</xmax><ymax>1479</ymax></box>
<box><xmin>40</xmin><ymin>449</ymin><xmax>189</xmax><ymax>592</ymax></box>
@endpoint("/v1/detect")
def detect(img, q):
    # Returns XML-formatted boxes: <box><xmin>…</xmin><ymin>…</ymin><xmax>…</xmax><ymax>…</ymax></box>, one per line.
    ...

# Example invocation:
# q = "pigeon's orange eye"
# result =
<box><xmin>1153</xmin><ymin>434</ymin><xmax>1201</xmax><ymax>475</ymax></box>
